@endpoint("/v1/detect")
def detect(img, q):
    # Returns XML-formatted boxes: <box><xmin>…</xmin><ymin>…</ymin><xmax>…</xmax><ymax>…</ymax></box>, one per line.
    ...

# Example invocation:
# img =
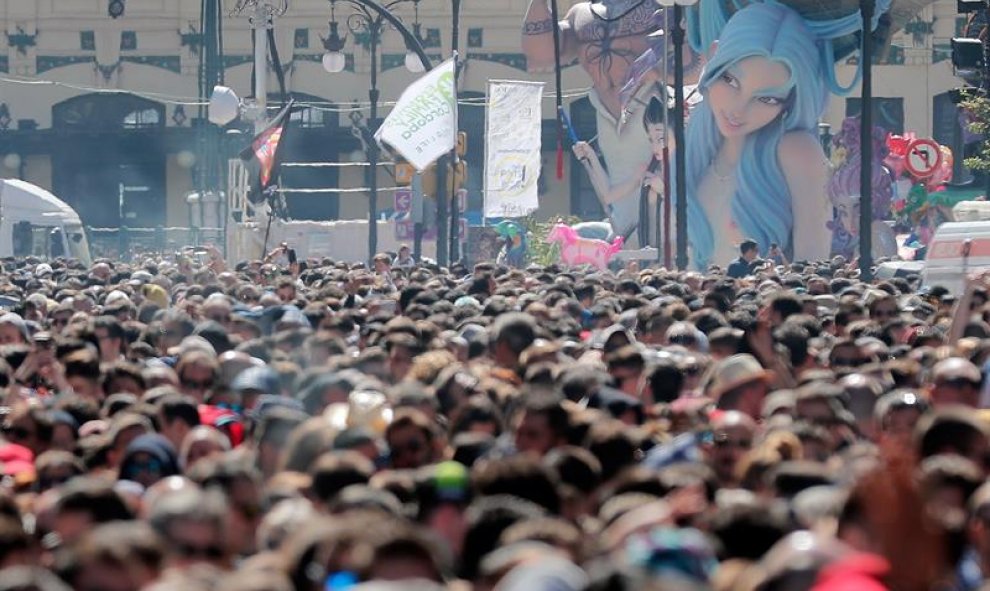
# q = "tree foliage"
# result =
<box><xmin>961</xmin><ymin>89</ymin><xmax>990</xmax><ymax>173</ymax></box>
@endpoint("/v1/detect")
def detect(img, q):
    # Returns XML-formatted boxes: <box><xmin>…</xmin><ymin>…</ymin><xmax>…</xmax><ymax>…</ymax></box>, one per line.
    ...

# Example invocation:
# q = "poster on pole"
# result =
<box><xmin>484</xmin><ymin>80</ymin><xmax>544</xmax><ymax>218</ymax></box>
<box><xmin>375</xmin><ymin>58</ymin><xmax>457</xmax><ymax>171</ymax></box>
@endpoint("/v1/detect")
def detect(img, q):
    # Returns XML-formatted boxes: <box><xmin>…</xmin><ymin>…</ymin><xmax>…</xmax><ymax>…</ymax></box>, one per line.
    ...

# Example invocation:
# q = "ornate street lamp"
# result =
<box><xmin>324</xmin><ymin>0</ymin><xmax>432</xmax><ymax>260</ymax></box>
<box><xmin>321</xmin><ymin>1</ymin><xmax>348</xmax><ymax>73</ymax></box>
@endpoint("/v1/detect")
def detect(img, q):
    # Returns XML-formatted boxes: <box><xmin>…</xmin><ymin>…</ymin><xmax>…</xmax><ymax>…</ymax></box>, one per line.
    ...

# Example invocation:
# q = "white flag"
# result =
<box><xmin>484</xmin><ymin>80</ymin><xmax>544</xmax><ymax>218</ymax></box>
<box><xmin>375</xmin><ymin>58</ymin><xmax>457</xmax><ymax>171</ymax></box>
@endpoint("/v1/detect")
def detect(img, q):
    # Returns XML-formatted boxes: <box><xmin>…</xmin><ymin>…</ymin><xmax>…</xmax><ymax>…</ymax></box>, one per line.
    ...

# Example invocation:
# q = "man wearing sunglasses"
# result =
<box><xmin>703</xmin><ymin>411</ymin><xmax>756</xmax><ymax>488</ymax></box>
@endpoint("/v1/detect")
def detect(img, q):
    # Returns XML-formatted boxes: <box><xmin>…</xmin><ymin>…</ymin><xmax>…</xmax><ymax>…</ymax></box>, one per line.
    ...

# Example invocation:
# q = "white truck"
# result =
<box><xmin>920</xmin><ymin>201</ymin><xmax>990</xmax><ymax>294</ymax></box>
<box><xmin>0</xmin><ymin>179</ymin><xmax>91</xmax><ymax>265</ymax></box>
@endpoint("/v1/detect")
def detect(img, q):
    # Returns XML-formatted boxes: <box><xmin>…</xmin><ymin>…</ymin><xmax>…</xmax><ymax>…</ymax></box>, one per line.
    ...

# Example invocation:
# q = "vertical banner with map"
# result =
<box><xmin>484</xmin><ymin>80</ymin><xmax>544</xmax><ymax>218</ymax></box>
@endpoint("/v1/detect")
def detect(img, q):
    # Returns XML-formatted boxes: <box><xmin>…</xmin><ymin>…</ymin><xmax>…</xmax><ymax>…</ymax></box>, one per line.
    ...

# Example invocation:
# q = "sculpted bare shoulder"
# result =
<box><xmin>778</xmin><ymin>131</ymin><xmax>827</xmax><ymax>180</ymax></box>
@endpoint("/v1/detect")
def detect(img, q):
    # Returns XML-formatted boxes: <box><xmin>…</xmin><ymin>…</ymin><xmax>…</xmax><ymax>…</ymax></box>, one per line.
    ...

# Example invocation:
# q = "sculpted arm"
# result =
<box><xmin>522</xmin><ymin>0</ymin><xmax>578</xmax><ymax>71</ymax></box>
<box><xmin>780</xmin><ymin>131</ymin><xmax>831</xmax><ymax>262</ymax></box>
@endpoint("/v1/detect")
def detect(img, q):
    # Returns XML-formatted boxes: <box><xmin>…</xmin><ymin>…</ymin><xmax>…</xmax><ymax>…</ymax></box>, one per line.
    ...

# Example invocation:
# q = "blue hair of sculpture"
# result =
<box><xmin>679</xmin><ymin>0</ymin><xmax>893</xmax><ymax>269</ymax></box>
<box><xmin>680</xmin><ymin>2</ymin><xmax>825</xmax><ymax>268</ymax></box>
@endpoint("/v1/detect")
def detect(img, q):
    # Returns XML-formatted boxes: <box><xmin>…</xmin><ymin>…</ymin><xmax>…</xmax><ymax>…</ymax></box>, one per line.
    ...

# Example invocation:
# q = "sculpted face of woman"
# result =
<box><xmin>707</xmin><ymin>55</ymin><xmax>791</xmax><ymax>139</ymax></box>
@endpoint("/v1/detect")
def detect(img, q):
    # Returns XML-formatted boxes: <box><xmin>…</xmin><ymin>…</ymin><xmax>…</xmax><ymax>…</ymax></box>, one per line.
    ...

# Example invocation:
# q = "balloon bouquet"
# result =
<box><xmin>885</xmin><ymin>131</ymin><xmax>956</xmax><ymax>257</ymax></box>
<box><xmin>827</xmin><ymin>116</ymin><xmax>898</xmax><ymax>260</ymax></box>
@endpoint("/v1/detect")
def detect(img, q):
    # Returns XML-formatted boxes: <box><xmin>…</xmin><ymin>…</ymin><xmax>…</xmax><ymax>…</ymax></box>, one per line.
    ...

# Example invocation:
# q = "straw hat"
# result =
<box><xmin>704</xmin><ymin>354</ymin><xmax>773</xmax><ymax>399</ymax></box>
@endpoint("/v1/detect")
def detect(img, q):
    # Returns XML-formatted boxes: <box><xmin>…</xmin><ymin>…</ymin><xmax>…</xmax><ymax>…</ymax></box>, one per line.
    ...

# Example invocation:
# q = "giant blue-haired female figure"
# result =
<box><xmin>679</xmin><ymin>0</ymin><xmax>890</xmax><ymax>269</ymax></box>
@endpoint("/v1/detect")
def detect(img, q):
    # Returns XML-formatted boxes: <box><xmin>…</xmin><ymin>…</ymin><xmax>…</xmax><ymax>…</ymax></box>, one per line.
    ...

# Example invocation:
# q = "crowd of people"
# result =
<box><xmin>0</xmin><ymin>245</ymin><xmax>985</xmax><ymax>591</ymax></box>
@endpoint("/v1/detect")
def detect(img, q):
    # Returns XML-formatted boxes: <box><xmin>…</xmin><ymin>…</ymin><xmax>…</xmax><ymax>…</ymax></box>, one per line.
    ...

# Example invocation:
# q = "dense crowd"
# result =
<box><xmin>0</xmin><ymin>243</ymin><xmax>986</xmax><ymax>591</ymax></box>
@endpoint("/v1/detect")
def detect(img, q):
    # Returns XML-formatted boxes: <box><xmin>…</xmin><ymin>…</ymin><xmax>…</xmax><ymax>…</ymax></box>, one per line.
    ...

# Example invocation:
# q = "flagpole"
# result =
<box><xmin>449</xmin><ymin>50</ymin><xmax>461</xmax><ymax>263</ymax></box>
<box><xmin>251</xmin><ymin>2</ymin><xmax>270</xmax><ymax>134</ymax></box>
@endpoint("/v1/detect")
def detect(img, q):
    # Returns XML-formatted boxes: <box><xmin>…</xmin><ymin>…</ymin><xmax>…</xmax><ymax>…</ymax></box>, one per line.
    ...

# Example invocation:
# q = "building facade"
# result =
<box><xmin>0</xmin><ymin>0</ymin><xmax>977</xmax><ymax>236</ymax></box>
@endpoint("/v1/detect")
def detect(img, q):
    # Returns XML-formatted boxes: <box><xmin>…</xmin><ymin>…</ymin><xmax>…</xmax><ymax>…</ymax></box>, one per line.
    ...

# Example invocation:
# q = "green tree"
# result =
<box><xmin>961</xmin><ymin>89</ymin><xmax>990</xmax><ymax>174</ymax></box>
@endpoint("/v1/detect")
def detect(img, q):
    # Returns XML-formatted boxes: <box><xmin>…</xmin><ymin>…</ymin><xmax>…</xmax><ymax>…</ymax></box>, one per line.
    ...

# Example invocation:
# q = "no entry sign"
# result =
<box><xmin>905</xmin><ymin>138</ymin><xmax>942</xmax><ymax>179</ymax></box>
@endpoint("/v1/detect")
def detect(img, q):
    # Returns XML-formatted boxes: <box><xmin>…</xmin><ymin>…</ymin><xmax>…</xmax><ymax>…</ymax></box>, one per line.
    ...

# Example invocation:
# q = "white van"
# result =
<box><xmin>922</xmin><ymin>220</ymin><xmax>990</xmax><ymax>295</ymax></box>
<box><xmin>0</xmin><ymin>179</ymin><xmax>91</xmax><ymax>265</ymax></box>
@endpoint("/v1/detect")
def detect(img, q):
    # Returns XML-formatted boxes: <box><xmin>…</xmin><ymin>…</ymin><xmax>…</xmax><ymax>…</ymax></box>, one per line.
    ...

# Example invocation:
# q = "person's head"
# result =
<box><xmin>704</xmin><ymin>410</ymin><xmax>757</xmax><ymax>486</ymax></box>
<box><xmin>489</xmin><ymin>313</ymin><xmax>537</xmax><ymax>371</ymax></box>
<box><xmin>156</xmin><ymin>393</ymin><xmax>201</xmax><ymax>451</ymax></box>
<box><xmin>147</xmin><ymin>487</ymin><xmax>230</xmax><ymax>570</ymax></box>
<box><xmin>605</xmin><ymin>345</ymin><xmax>646</xmax><ymax>399</ymax></box>
<box><xmin>63</xmin><ymin>350</ymin><xmax>103</xmax><ymax>401</ymax></box>
<box><xmin>253</xmin><ymin>407</ymin><xmax>308</xmax><ymax>479</ymax></box>
<box><xmin>930</xmin><ymin>358</ymin><xmax>983</xmax><ymax>408</ymax></box>
<box><xmin>513</xmin><ymin>393</ymin><xmax>569</xmax><ymax>457</ymax></box>
<box><xmin>118</xmin><ymin>434</ymin><xmax>180</xmax><ymax>489</ymax></box>
<box><xmin>867</xmin><ymin>293</ymin><xmax>900</xmax><ymax>323</ymax></box>
<box><xmin>53</xmin><ymin>478</ymin><xmax>134</xmax><ymax>546</ymax></box>
<box><xmin>54</xmin><ymin>521</ymin><xmax>164</xmax><ymax>591</ymax></box>
<box><xmin>175</xmin><ymin>351</ymin><xmax>219</xmax><ymax>403</ymax></box>
<box><xmin>34</xmin><ymin>450</ymin><xmax>83</xmax><ymax>492</ymax></box>
<box><xmin>2</xmin><ymin>405</ymin><xmax>53</xmax><ymax>456</ymax></box>
<box><xmin>917</xmin><ymin>408</ymin><xmax>990</xmax><ymax>472</ymax></box>
<box><xmin>0</xmin><ymin>314</ymin><xmax>28</xmax><ymax>346</ymax></box>
<box><xmin>385</xmin><ymin>409</ymin><xmax>438</xmax><ymax>470</ymax></box>
<box><xmin>739</xmin><ymin>239</ymin><xmax>759</xmax><ymax>262</ymax></box>
<box><xmin>874</xmin><ymin>389</ymin><xmax>929</xmax><ymax>448</ymax></box>
<box><xmin>643</xmin><ymin>95</ymin><xmax>673</xmax><ymax>158</ymax></box>
<box><xmin>179</xmin><ymin>425</ymin><xmax>232</xmax><ymax>471</ymax></box>
<box><xmin>684</xmin><ymin>2</ymin><xmax>827</xmax><ymax>267</ymax></box>
<box><xmin>706</xmin><ymin>354</ymin><xmax>772</xmax><ymax>419</ymax></box>
<box><xmin>92</xmin><ymin>316</ymin><xmax>125</xmax><ymax>363</ymax></box>
<box><xmin>373</xmin><ymin>252</ymin><xmax>392</xmax><ymax>274</ymax></box>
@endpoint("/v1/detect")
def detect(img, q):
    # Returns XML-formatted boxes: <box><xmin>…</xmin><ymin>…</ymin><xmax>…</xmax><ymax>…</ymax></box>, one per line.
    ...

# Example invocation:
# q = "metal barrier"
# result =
<box><xmin>85</xmin><ymin>226</ymin><xmax>224</xmax><ymax>261</ymax></box>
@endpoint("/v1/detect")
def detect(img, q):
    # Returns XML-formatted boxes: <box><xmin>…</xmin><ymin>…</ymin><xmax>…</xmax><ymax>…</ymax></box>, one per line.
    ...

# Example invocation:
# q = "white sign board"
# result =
<box><xmin>484</xmin><ymin>80</ymin><xmax>544</xmax><ymax>218</ymax></box>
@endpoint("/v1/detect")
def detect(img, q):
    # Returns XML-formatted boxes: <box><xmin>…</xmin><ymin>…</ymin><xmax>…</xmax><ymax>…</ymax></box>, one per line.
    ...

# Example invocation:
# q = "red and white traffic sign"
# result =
<box><xmin>905</xmin><ymin>138</ymin><xmax>942</xmax><ymax>179</ymax></box>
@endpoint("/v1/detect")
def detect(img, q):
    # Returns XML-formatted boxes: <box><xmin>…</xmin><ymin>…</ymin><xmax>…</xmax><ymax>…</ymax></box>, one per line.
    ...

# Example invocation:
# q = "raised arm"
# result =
<box><xmin>573</xmin><ymin>141</ymin><xmax>652</xmax><ymax>208</ymax></box>
<box><xmin>522</xmin><ymin>0</ymin><xmax>577</xmax><ymax>72</ymax></box>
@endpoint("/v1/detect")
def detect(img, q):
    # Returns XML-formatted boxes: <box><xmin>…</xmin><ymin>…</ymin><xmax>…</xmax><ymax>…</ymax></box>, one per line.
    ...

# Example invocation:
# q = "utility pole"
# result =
<box><xmin>448</xmin><ymin>0</ymin><xmax>463</xmax><ymax>263</ymax></box>
<box><xmin>859</xmin><ymin>0</ymin><xmax>875</xmax><ymax>281</ymax></box>
<box><xmin>673</xmin><ymin>4</ymin><xmax>688</xmax><ymax>270</ymax></box>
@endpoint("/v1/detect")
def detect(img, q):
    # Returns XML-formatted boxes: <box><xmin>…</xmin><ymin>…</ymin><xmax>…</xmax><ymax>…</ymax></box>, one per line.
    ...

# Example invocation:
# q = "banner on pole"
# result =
<box><xmin>484</xmin><ymin>80</ymin><xmax>544</xmax><ymax>218</ymax></box>
<box><xmin>375</xmin><ymin>58</ymin><xmax>457</xmax><ymax>171</ymax></box>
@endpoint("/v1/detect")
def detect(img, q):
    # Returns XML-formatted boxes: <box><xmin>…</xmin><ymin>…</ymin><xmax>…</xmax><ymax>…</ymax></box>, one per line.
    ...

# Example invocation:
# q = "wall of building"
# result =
<box><xmin>0</xmin><ymin>0</ymin><xmax>977</xmax><ymax>231</ymax></box>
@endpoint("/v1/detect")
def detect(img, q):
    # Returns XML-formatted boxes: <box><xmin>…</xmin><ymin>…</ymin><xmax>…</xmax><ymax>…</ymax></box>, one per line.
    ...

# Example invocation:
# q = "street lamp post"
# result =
<box><xmin>672</xmin><ymin>3</ymin><xmax>688</xmax><ymax>270</ymax></box>
<box><xmin>859</xmin><ymin>0</ymin><xmax>875</xmax><ymax>281</ymax></box>
<box><xmin>324</xmin><ymin>0</ymin><xmax>431</xmax><ymax>262</ymax></box>
<box><xmin>659</xmin><ymin>0</ymin><xmax>698</xmax><ymax>272</ymax></box>
<box><xmin>448</xmin><ymin>0</ymin><xmax>463</xmax><ymax>263</ymax></box>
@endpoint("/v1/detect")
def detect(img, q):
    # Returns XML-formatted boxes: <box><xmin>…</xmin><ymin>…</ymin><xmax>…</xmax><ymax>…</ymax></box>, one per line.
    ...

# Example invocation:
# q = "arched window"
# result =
<box><xmin>123</xmin><ymin>107</ymin><xmax>161</xmax><ymax>129</ymax></box>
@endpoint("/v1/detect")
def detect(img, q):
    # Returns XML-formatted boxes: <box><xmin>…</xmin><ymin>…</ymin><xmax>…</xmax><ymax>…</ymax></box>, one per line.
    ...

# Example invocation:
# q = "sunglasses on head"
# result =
<box><xmin>123</xmin><ymin>458</ymin><xmax>164</xmax><ymax>480</ymax></box>
<box><xmin>2</xmin><ymin>424</ymin><xmax>31</xmax><ymax>440</ymax></box>
<box><xmin>181</xmin><ymin>378</ymin><xmax>214</xmax><ymax>390</ymax></box>
<box><xmin>175</xmin><ymin>541</ymin><xmax>225</xmax><ymax>560</ymax></box>
<box><xmin>713</xmin><ymin>434</ymin><xmax>752</xmax><ymax>449</ymax></box>
<box><xmin>832</xmin><ymin>357</ymin><xmax>866</xmax><ymax>368</ymax></box>
<box><xmin>391</xmin><ymin>439</ymin><xmax>424</xmax><ymax>456</ymax></box>
<box><xmin>936</xmin><ymin>377</ymin><xmax>981</xmax><ymax>390</ymax></box>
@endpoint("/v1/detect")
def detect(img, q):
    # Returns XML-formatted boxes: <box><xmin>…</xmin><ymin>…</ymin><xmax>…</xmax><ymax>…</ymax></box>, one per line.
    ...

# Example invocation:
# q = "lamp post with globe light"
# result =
<box><xmin>322</xmin><ymin>0</ymin><xmax>432</xmax><ymax>260</ymax></box>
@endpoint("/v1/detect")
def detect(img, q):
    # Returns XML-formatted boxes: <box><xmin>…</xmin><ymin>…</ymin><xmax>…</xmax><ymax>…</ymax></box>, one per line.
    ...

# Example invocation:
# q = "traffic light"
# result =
<box><xmin>952</xmin><ymin>36</ymin><xmax>984</xmax><ymax>78</ymax></box>
<box><xmin>959</xmin><ymin>0</ymin><xmax>987</xmax><ymax>14</ymax></box>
